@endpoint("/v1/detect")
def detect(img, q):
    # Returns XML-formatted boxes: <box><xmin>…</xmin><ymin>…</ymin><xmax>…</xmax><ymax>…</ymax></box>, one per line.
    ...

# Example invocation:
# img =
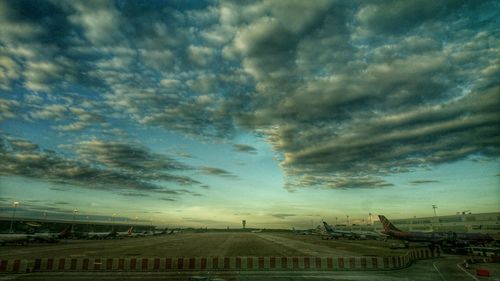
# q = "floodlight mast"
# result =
<box><xmin>9</xmin><ymin>201</ymin><xmax>19</xmax><ymax>233</ymax></box>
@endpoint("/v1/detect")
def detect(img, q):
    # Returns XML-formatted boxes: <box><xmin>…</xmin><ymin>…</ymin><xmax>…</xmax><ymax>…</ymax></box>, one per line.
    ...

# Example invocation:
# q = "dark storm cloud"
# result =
<box><xmin>0</xmin><ymin>0</ymin><xmax>98</xmax><ymax>93</ymax></box>
<box><xmin>200</xmin><ymin>166</ymin><xmax>237</xmax><ymax>178</ymax></box>
<box><xmin>1</xmin><ymin>0</ymin><xmax>498</xmax><ymax>191</ymax></box>
<box><xmin>0</xmin><ymin>136</ymin><xmax>201</xmax><ymax>194</ymax></box>
<box><xmin>284</xmin><ymin>174</ymin><xmax>394</xmax><ymax>191</ymax></box>
<box><xmin>234</xmin><ymin>212</ymin><xmax>252</xmax><ymax>216</ymax></box>
<box><xmin>356</xmin><ymin>0</ymin><xmax>485</xmax><ymax>36</ymax></box>
<box><xmin>154</xmin><ymin>188</ymin><xmax>202</xmax><ymax>197</ymax></box>
<box><xmin>118</xmin><ymin>192</ymin><xmax>149</xmax><ymax>197</ymax></box>
<box><xmin>53</xmin><ymin>201</ymin><xmax>69</xmax><ymax>205</ymax></box>
<box><xmin>233</xmin><ymin>144</ymin><xmax>258</xmax><ymax>154</ymax></box>
<box><xmin>223</xmin><ymin>0</ymin><xmax>499</xmax><ymax>189</ymax></box>
<box><xmin>0</xmin><ymin>0</ymin><xmax>239</xmax><ymax>138</ymax></box>
<box><xmin>409</xmin><ymin>180</ymin><xmax>440</xmax><ymax>185</ymax></box>
<box><xmin>0</xmin><ymin>99</ymin><xmax>20</xmax><ymax>121</ymax></box>
<box><xmin>75</xmin><ymin>140</ymin><xmax>189</xmax><ymax>172</ymax></box>
<box><xmin>271</xmin><ymin>213</ymin><xmax>296</xmax><ymax>219</ymax></box>
<box><xmin>7</xmin><ymin>138</ymin><xmax>39</xmax><ymax>151</ymax></box>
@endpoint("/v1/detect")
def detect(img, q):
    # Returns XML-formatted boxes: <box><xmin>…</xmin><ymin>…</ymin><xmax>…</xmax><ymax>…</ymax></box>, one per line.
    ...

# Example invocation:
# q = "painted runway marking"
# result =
<box><xmin>432</xmin><ymin>262</ymin><xmax>447</xmax><ymax>281</ymax></box>
<box><xmin>456</xmin><ymin>263</ymin><xmax>480</xmax><ymax>281</ymax></box>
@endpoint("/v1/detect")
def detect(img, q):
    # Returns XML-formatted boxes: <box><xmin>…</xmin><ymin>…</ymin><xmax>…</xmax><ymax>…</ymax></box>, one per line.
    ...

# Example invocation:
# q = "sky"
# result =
<box><xmin>0</xmin><ymin>0</ymin><xmax>499</xmax><ymax>228</ymax></box>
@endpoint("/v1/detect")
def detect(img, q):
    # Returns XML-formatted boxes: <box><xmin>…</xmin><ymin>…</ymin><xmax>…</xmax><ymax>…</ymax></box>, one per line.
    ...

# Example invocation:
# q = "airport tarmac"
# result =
<box><xmin>2</xmin><ymin>232</ymin><xmax>491</xmax><ymax>281</ymax></box>
<box><xmin>0</xmin><ymin>232</ymin><xmax>411</xmax><ymax>260</ymax></box>
<box><xmin>0</xmin><ymin>256</ymin><xmax>492</xmax><ymax>281</ymax></box>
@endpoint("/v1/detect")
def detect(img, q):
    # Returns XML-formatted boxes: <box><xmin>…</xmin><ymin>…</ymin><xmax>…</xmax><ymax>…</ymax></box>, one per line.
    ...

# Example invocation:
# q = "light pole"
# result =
<box><xmin>85</xmin><ymin>216</ymin><xmax>90</xmax><ymax>232</ymax></box>
<box><xmin>9</xmin><ymin>201</ymin><xmax>19</xmax><ymax>233</ymax></box>
<box><xmin>73</xmin><ymin>209</ymin><xmax>79</xmax><ymax>221</ymax></box>
<box><xmin>346</xmin><ymin>215</ymin><xmax>349</xmax><ymax>227</ymax></box>
<box><xmin>72</xmin><ymin>208</ymin><xmax>79</xmax><ymax>233</ymax></box>
<box><xmin>71</xmin><ymin>208</ymin><xmax>78</xmax><ymax>233</ymax></box>
<box><xmin>432</xmin><ymin>205</ymin><xmax>438</xmax><ymax>217</ymax></box>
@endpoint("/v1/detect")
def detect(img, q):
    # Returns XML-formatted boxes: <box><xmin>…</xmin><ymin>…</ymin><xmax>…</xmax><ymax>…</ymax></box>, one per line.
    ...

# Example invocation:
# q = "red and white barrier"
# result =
<box><xmin>0</xmin><ymin>248</ymin><xmax>441</xmax><ymax>273</ymax></box>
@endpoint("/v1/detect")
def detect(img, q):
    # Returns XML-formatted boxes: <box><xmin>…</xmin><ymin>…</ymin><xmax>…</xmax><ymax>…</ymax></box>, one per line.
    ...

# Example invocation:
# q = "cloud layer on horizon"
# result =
<box><xmin>0</xmin><ymin>135</ymin><xmax>207</xmax><ymax>197</ymax></box>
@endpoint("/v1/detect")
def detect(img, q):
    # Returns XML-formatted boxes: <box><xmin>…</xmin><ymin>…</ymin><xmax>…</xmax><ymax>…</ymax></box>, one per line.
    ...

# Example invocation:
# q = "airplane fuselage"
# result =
<box><xmin>383</xmin><ymin>229</ymin><xmax>447</xmax><ymax>243</ymax></box>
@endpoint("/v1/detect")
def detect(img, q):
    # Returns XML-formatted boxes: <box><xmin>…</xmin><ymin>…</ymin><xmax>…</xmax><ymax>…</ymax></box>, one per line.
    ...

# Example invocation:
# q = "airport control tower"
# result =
<box><xmin>242</xmin><ymin>220</ymin><xmax>246</xmax><ymax>229</ymax></box>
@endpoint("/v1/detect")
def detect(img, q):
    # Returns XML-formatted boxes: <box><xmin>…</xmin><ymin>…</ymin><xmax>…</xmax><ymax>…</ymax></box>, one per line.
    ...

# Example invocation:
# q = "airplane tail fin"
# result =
<box><xmin>110</xmin><ymin>226</ymin><xmax>117</xmax><ymax>235</ymax></box>
<box><xmin>127</xmin><ymin>226</ymin><xmax>134</xmax><ymax>235</ymax></box>
<box><xmin>322</xmin><ymin>221</ymin><xmax>334</xmax><ymax>233</ymax></box>
<box><xmin>378</xmin><ymin>215</ymin><xmax>401</xmax><ymax>232</ymax></box>
<box><xmin>58</xmin><ymin>225</ymin><xmax>71</xmax><ymax>237</ymax></box>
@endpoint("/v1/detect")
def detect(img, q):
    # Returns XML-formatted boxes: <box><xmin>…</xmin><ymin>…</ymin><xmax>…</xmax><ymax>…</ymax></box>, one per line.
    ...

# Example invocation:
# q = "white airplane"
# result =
<box><xmin>0</xmin><ymin>225</ymin><xmax>72</xmax><ymax>245</ymax></box>
<box><xmin>114</xmin><ymin>226</ymin><xmax>135</xmax><ymax>238</ymax></box>
<box><xmin>322</xmin><ymin>221</ymin><xmax>382</xmax><ymax>240</ymax></box>
<box><xmin>86</xmin><ymin>226</ymin><xmax>117</xmax><ymax>239</ymax></box>
<box><xmin>0</xmin><ymin>233</ymin><xmax>32</xmax><ymax>245</ymax></box>
<box><xmin>32</xmin><ymin>225</ymin><xmax>72</xmax><ymax>242</ymax></box>
<box><xmin>322</xmin><ymin>221</ymin><xmax>354</xmax><ymax>239</ymax></box>
<box><xmin>153</xmin><ymin>227</ymin><xmax>169</xmax><ymax>236</ymax></box>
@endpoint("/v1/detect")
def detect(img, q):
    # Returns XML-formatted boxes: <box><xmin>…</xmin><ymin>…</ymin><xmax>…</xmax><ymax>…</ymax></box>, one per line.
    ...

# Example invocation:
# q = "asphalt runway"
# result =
<box><xmin>2</xmin><ymin>232</ymin><xmax>490</xmax><ymax>281</ymax></box>
<box><xmin>0</xmin><ymin>232</ymin><xmax>410</xmax><ymax>259</ymax></box>
<box><xmin>0</xmin><ymin>256</ymin><xmax>491</xmax><ymax>281</ymax></box>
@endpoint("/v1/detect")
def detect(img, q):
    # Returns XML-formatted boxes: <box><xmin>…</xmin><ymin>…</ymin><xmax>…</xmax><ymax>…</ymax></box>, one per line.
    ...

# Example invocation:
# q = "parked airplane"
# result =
<box><xmin>126</xmin><ymin>226</ymin><xmax>152</xmax><ymax>238</ymax></box>
<box><xmin>0</xmin><ymin>225</ymin><xmax>72</xmax><ymax>245</ymax></box>
<box><xmin>292</xmin><ymin>227</ymin><xmax>309</xmax><ymax>235</ymax></box>
<box><xmin>86</xmin><ymin>226</ymin><xmax>117</xmax><ymax>239</ymax></box>
<box><xmin>322</xmin><ymin>221</ymin><xmax>383</xmax><ymax>240</ymax></box>
<box><xmin>379</xmin><ymin>215</ymin><xmax>494</xmax><ymax>247</ymax></box>
<box><xmin>351</xmin><ymin>229</ymin><xmax>384</xmax><ymax>240</ymax></box>
<box><xmin>153</xmin><ymin>227</ymin><xmax>169</xmax><ymax>236</ymax></box>
<box><xmin>140</xmin><ymin>229</ymin><xmax>156</xmax><ymax>236</ymax></box>
<box><xmin>32</xmin><ymin>225</ymin><xmax>72</xmax><ymax>243</ymax></box>
<box><xmin>167</xmin><ymin>228</ymin><xmax>179</xmax><ymax>235</ymax></box>
<box><xmin>113</xmin><ymin>226</ymin><xmax>135</xmax><ymax>238</ymax></box>
<box><xmin>0</xmin><ymin>233</ymin><xmax>32</xmax><ymax>246</ymax></box>
<box><xmin>321</xmin><ymin>222</ymin><xmax>349</xmax><ymax>239</ymax></box>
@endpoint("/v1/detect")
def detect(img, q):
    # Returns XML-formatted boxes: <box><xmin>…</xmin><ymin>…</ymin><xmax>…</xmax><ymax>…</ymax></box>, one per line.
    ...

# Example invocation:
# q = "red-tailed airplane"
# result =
<box><xmin>379</xmin><ymin>215</ymin><xmax>494</xmax><ymax>247</ymax></box>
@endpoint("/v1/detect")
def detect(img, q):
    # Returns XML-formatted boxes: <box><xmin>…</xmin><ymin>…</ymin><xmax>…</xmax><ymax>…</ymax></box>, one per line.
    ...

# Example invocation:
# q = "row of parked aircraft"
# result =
<box><xmin>321</xmin><ymin>221</ymin><xmax>383</xmax><ymax>240</ymax></box>
<box><xmin>0</xmin><ymin>225</ymin><xmax>178</xmax><ymax>246</ymax></box>
<box><xmin>294</xmin><ymin>215</ymin><xmax>495</xmax><ymax>249</ymax></box>
<box><xmin>292</xmin><ymin>221</ymin><xmax>384</xmax><ymax>239</ymax></box>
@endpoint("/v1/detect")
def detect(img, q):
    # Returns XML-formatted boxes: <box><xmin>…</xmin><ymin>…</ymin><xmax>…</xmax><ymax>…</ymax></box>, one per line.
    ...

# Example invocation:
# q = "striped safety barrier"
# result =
<box><xmin>0</xmin><ymin>248</ymin><xmax>440</xmax><ymax>273</ymax></box>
